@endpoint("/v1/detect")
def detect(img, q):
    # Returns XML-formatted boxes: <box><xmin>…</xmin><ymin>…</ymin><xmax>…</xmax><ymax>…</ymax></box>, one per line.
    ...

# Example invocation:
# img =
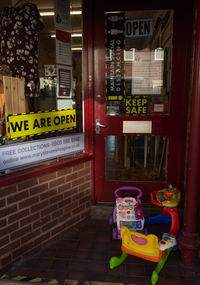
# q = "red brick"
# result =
<box><xmin>72</xmin><ymin>205</ymin><xmax>85</xmax><ymax>215</ymax></box>
<box><xmin>0</xmin><ymin>205</ymin><xmax>18</xmax><ymax>218</ymax></box>
<box><xmin>59</xmin><ymin>212</ymin><xmax>71</xmax><ymax>223</ymax></box>
<box><xmin>34</xmin><ymin>232</ymin><xmax>50</xmax><ymax>245</ymax></box>
<box><xmin>64</xmin><ymin>216</ymin><xmax>80</xmax><ymax>228</ymax></box>
<box><xmin>49</xmin><ymin>177</ymin><xmax>65</xmax><ymax>188</ymax></box>
<box><xmin>18</xmin><ymin>178</ymin><xmax>38</xmax><ymax>191</ymax></box>
<box><xmin>78</xmin><ymin>168</ymin><xmax>91</xmax><ymax>178</ymax></box>
<box><xmin>42</xmin><ymin>220</ymin><xmax>58</xmax><ymax>232</ymax></box>
<box><xmin>1</xmin><ymin>185</ymin><xmax>17</xmax><ymax>197</ymax></box>
<box><xmin>58</xmin><ymin>197</ymin><xmax>71</xmax><ymax>208</ymax></box>
<box><xmin>79</xmin><ymin>182</ymin><xmax>91</xmax><ymax>192</ymax></box>
<box><xmin>20</xmin><ymin>213</ymin><xmax>40</xmax><ymax>227</ymax></box>
<box><xmin>7</xmin><ymin>191</ymin><xmax>29</xmax><ymax>205</ymax></box>
<box><xmin>31</xmin><ymin>200</ymin><xmax>48</xmax><ymax>213</ymax></box>
<box><xmin>0</xmin><ymin>219</ymin><xmax>7</xmax><ymax>228</ymax></box>
<box><xmin>72</xmin><ymin>177</ymin><xmax>85</xmax><ymax>187</ymax></box>
<box><xmin>73</xmin><ymin>163</ymin><xmax>84</xmax><ymax>172</ymax></box>
<box><xmin>52</xmin><ymin>209</ymin><xmax>63</xmax><ymax>219</ymax></box>
<box><xmin>49</xmin><ymin>193</ymin><xmax>63</xmax><ymax>205</ymax></box>
<box><xmin>63</xmin><ymin>188</ymin><xmax>78</xmax><ymax>198</ymax></box>
<box><xmin>0</xmin><ymin>236</ymin><xmax>9</xmax><ymax>247</ymax></box>
<box><xmin>63</xmin><ymin>201</ymin><xmax>79</xmax><ymax>212</ymax></box>
<box><xmin>79</xmin><ymin>195</ymin><xmax>92</xmax><ymax>205</ymax></box>
<box><xmin>33</xmin><ymin>216</ymin><xmax>50</xmax><ymax>229</ymax></box>
<box><xmin>0</xmin><ymin>222</ymin><xmax>18</xmax><ymax>237</ymax></box>
<box><xmin>8</xmin><ymin>209</ymin><xmax>29</xmax><ymax>224</ymax></box>
<box><xmin>51</xmin><ymin>223</ymin><xmax>66</xmax><ymax>236</ymax></box>
<box><xmin>29</xmin><ymin>183</ymin><xmax>48</xmax><ymax>196</ymax></box>
<box><xmin>41</xmin><ymin>205</ymin><xmax>58</xmax><ymax>217</ymax></box>
<box><xmin>21</xmin><ymin>229</ymin><xmax>40</xmax><ymax>244</ymax></box>
<box><xmin>13</xmin><ymin>241</ymin><xmax>34</xmax><ymax>258</ymax></box>
<box><xmin>57</xmin><ymin>167</ymin><xmax>73</xmax><ymax>177</ymax></box>
<box><xmin>84</xmin><ymin>174</ymin><xmax>91</xmax><ymax>182</ymax></box>
<box><xmin>84</xmin><ymin>161</ymin><xmax>91</xmax><ymax>168</ymax></box>
<box><xmin>65</xmin><ymin>172</ymin><xmax>78</xmax><ymax>181</ymax></box>
<box><xmin>10</xmin><ymin>225</ymin><xmax>32</xmax><ymax>241</ymax></box>
<box><xmin>9</xmin><ymin>240</ymin><xmax>20</xmax><ymax>251</ymax></box>
<box><xmin>19</xmin><ymin>196</ymin><xmax>39</xmax><ymax>209</ymax></box>
<box><xmin>0</xmin><ymin>199</ymin><xmax>5</xmax><ymax>208</ymax></box>
<box><xmin>40</xmin><ymin>189</ymin><xmax>57</xmax><ymax>201</ymax></box>
<box><xmin>39</xmin><ymin>172</ymin><xmax>56</xmax><ymax>183</ymax></box>
<box><xmin>58</xmin><ymin>182</ymin><xmax>71</xmax><ymax>193</ymax></box>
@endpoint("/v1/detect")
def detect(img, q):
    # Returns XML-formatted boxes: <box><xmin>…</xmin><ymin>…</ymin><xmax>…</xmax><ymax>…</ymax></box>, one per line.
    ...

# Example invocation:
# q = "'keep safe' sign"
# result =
<box><xmin>125</xmin><ymin>17</ymin><xmax>152</xmax><ymax>38</ymax></box>
<box><xmin>125</xmin><ymin>96</ymin><xmax>148</xmax><ymax>115</ymax></box>
<box><xmin>7</xmin><ymin>109</ymin><xmax>76</xmax><ymax>140</ymax></box>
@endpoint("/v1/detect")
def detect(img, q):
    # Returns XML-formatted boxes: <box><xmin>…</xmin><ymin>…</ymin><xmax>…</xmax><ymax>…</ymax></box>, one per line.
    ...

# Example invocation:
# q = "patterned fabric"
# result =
<box><xmin>0</xmin><ymin>3</ymin><xmax>44</xmax><ymax>97</ymax></box>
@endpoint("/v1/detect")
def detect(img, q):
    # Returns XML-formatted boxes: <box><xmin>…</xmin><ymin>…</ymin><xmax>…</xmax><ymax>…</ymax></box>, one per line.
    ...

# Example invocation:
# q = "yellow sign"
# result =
<box><xmin>7</xmin><ymin>109</ymin><xmax>76</xmax><ymax>139</ymax></box>
<box><xmin>125</xmin><ymin>95</ymin><xmax>148</xmax><ymax>115</ymax></box>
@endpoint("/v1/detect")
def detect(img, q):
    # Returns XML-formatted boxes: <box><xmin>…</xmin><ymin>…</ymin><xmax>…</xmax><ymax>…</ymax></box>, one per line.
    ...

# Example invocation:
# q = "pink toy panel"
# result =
<box><xmin>116</xmin><ymin>197</ymin><xmax>145</xmax><ymax>238</ymax></box>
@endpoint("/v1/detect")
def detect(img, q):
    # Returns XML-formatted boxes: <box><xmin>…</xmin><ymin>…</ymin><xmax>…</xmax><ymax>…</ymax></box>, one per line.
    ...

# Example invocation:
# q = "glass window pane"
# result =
<box><xmin>106</xmin><ymin>135</ymin><xmax>168</xmax><ymax>181</ymax></box>
<box><xmin>105</xmin><ymin>10</ymin><xmax>173</xmax><ymax>116</ymax></box>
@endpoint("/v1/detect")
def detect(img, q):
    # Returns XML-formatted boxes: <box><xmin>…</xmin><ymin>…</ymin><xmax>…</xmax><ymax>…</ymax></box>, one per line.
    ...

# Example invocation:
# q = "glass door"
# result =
<box><xmin>93</xmin><ymin>4</ymin><xmax>191</xmax><ymax>202</ymax></box>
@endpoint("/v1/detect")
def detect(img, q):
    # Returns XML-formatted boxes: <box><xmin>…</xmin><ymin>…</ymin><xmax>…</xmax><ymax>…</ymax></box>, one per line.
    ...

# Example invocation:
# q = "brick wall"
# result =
<box><xmin>0</xmin><ymin>160</ymin><xmax>92</xmax><ymax>271</ymax></box>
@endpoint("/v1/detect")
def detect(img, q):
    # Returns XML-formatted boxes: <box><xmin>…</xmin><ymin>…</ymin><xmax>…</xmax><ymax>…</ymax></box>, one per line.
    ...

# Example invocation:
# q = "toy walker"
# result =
<box><xmin>109</xmin><ymin>186</ymin><xmax>145</xmax><ymax>240</ymax></box>
<box><xmin>109</xmin><ymin>185</ymin><xmax>181</xmax><ymax>285</ymax></box>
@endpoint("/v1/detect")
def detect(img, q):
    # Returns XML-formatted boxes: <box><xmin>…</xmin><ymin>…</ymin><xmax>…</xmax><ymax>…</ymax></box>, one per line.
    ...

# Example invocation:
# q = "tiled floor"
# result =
<box><xmin>1</xmin><ymin>218</ymin><xmax>200</xmax><ymax>285</ymax></box>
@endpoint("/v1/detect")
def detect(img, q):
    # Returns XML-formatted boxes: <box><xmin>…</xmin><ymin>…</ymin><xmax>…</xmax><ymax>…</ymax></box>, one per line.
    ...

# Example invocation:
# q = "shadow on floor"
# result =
<box><xmin>1</xmin><ymin>218</ymin><xmax>200</xmax><ymax>285</ymax></box>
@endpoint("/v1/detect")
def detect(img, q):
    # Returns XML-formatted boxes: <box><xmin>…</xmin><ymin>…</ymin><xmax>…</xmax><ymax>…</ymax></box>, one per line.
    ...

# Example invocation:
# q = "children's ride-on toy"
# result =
<box><xmin>146</xmin><ymin>184</ymin><xmax>181</xmax><ymax>237</ymax></box>
<box><xmin>109</xmin><ymin>185</ymin><xmax>181</xmax><ymax>285</ymax></box>
<box><xmin>109</xmin><ymin>186</ymin><xmax>145</xmax><ymax>240</ymax></box>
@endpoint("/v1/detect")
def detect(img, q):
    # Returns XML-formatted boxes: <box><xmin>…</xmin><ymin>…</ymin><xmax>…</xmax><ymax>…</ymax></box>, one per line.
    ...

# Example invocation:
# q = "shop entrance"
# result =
<box><xmin>93</xmin><ymin>1</ymin><xmax>192</xmax><ymax>202</ymax></box>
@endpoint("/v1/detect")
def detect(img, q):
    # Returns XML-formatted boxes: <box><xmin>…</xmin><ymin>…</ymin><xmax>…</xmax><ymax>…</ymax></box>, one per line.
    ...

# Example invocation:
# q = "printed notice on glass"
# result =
<box><xmin>54</xmin><ymin>0</ymin><xmax>70</xmax><ymax>30</ymax></box>
<box><xmin>57</xmin><ymin>65</ymin><xmax>72</xmax><ymax>98</ymax></box>
<box><xmin>56</xmin><ymin>30</ymin><xmax>72</xmax><ymax>66</ymax></box>
<box><xmin>0</xmin><ymin>133</ymin><xmax>84</xmax><ymax>171</ymax></box>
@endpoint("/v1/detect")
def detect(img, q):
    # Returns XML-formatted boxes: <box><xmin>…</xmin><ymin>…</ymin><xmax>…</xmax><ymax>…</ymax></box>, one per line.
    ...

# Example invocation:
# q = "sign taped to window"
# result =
<box><xmin>0</xmin><ymin>133</ymin><xmax>84</xmax><ymax>171</ymax></box>
<box><xmin>125</xmin><ymin>17</ymin><xmax>153</xmax><ymax>38</ymax></box>
<box><xmin>105</xmin><ymin>12</ymin><xmax>125</xmax><ymax>101</ymax></box>
<box><xmin>7</xmin><ymin>109</ymin><xmax>76</xmax><ymax>140</ymax></box>
<box><xmin>125</xmin><ymin>95</ymin><xmax>148</xmax><ymax>115</ymax></box>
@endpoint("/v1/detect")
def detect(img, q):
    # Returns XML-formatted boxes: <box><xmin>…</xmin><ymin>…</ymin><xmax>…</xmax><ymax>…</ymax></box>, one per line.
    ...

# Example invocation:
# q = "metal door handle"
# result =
<box><xmin>96</xmin><ymin>122</ymin><xmax>106</xmax><ymax>128</ymax></box>
<box><xmin>96</xmin><ymin>119</ymin><xmax>107</xmax><ymax>133</ymax></box>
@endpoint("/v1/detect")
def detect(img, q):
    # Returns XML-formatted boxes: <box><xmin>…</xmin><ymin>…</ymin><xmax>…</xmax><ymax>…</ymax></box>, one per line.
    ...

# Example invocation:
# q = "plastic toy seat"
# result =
<box><xmin>121</xmin><ymin>226</ymin><xmax>164</xmax><ymax>262</ymax></box>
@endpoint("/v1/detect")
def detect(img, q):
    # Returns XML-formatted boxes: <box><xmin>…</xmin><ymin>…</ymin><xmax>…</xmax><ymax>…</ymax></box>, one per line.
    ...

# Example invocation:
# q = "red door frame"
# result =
<box><xmin>83</xmin><ymin>0</ymin><xmax>193</xmax><ymax>203</ymax></box>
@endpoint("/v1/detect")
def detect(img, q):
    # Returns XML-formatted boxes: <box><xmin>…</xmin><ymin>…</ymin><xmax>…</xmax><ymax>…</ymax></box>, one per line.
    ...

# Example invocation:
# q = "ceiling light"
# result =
<box><xmin>40</xmin><ymin>10</ymin><xmax>82</xmax><ymax>16</ymax></box>
<box><xmin>72</xmin><ymin>47</ymin><xmax>82</xmax><ymax>51</ymax></box>
<box><xmin>40</xmin><ymin>11</ymin><xmax>54</xmax><ymax>16</ymax></box>
<box><xmin>70</xmin><ymin>11</ymin><xmax>82</xmax><ymax>15</ymax></box>
<box><xmin>71</xmin><ymin>33</ymin><xmax>82</xmax><ymax>37</ymax></box>
<box><xmin>50</xmin><ymin>33</ymin><xmax>82</xmax><ymax>38</ymax></box>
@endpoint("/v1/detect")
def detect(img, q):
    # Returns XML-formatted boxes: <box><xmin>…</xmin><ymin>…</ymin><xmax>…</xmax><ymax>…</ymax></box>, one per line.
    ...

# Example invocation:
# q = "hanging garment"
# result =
<box><xmin>0</xmin><ymin>3</ymin><xmax>44</xmax><ymax>97</ymax></box>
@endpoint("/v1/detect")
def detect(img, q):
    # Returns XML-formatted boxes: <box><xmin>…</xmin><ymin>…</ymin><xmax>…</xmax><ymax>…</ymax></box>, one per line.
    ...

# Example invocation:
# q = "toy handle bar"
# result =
<box><xmin>150</xmin><ymin>190</ymin><xmax>163</xmax><ymax>207</ymax></box>
<box><xmin>114</xmin><ymin>186</ymin><xmax>143</xmax><ymax>199</ymax></box>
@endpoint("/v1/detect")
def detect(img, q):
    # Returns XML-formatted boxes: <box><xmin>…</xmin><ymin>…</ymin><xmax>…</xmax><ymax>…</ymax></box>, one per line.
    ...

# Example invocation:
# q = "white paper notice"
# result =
<box><xmin>54</xmin><ymin>0</ymin><xmax>70</xmax><ymax>30</ymax></box>
<box><xmin>56</xmin><ymin>30</ymin><xmax>72</xmax><ymax>66</ymax></box>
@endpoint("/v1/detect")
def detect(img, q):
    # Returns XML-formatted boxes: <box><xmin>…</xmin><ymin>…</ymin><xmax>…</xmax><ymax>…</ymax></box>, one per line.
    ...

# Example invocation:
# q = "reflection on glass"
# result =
<box><xmin>105</xmin><ymin>10</ymin><xmax>173</xmax><ymax>116</ymax></box>
<box><xmin>106</xmin><ymin>136</ymin><xmax>168</xmax><ymax>182</ymax></box>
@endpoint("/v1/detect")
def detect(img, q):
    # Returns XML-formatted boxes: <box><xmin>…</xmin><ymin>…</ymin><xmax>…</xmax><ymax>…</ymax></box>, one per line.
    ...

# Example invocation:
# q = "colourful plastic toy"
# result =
<box><xmin>146</xmin><ymin>184</ymin><xmax>180</xmax><ymax>237</ymax></box>
<box><xmin>109</xmin><ymin>185</ymin><xmax>181</xmax><ymax>285</ymax></box>
<box><xmin>109</xmin><ymin>186</ymin><xmax>145</xmax><ymax>239</ymax></box>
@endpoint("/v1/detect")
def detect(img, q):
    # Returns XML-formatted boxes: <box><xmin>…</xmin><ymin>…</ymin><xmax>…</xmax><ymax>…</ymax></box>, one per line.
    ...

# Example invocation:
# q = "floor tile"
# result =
<box><xmin>1</xmin><ymin>218</ymin><xmax>200</xmax><ymax>285</ymax></box>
